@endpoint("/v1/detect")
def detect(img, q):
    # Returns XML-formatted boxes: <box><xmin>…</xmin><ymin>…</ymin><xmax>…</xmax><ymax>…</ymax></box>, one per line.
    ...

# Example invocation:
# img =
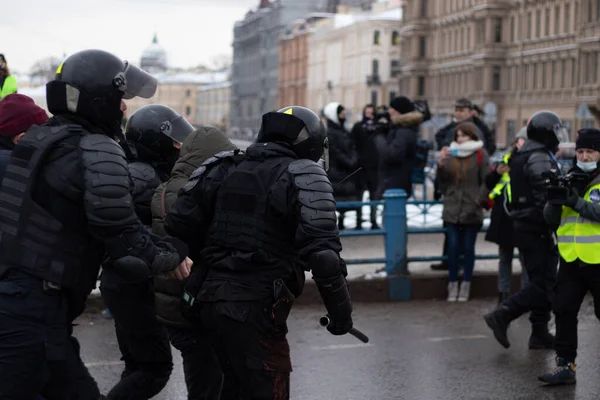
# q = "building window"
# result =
<box><xmin>389</xmin><ymin>91</ymin><xmax>397</xmax><ymax>104</ymax></box>
<box><xmin>536</xmin><ymin>10</ymin><xmax>541</xmax><ymax>38</ymax></box>
<box><xmin>494</xmin><ymin>18</ymin><xmax>502</xmax><ymax>42</ymax></box>
<box><xmin>552</xmin><ymin>60</ymin><xmax>558</xmax><ymax>87</ymax></box>
<box><xmin>510</xmin><ymin>17</ymin><xmax>515</xmax><ymax>42</ymax></box>
<box><xmin>561</xmin><ymin>59</ymin><xmax>567</xmax><ymax>88</ymax></box>
<box><xmin>597</xmin><ymin>0</ymin><xmax>600</xmax><ymax>21</ymax></box>
<box><xmin>545</xmin><ymin>8</ymin><xmax>550</xmax><ymax>37</ymax></box>
<box><xmin>420</xmin><ymin>0</ymin><xmax>428</xmax><ymax>17</ymax></box>
<box><xmin>564</xmin><ymin>120</ymin><xmax>573</xmax><ymax>137</ymax></box>
<box><xmin>476</xmin><ymin>20</ymin><xmax>486</xmax><ymax>44</ymax></box>
<box><xmin>185</xmin><ymin>106</ymin><xmax>191</xmax><ymax>116</ymax></box>
<box><xmin>492</xmin><ymin>65</ymin><xmax>501</xmax><ymax>91</ymax></box>
<box><xmin>373</xmin><ymin>30</ymin><xmax>381</xmax><ymax>45</ymax></box>
<box><xmin>418</xmin><ymin>36</ymin><xmax>427</xmax><ymax>58</ymax></box>
<box><xmin>372</xmin><ymin>59</ymin><xmax>379</xmax><ymax>75</ymax></box>
<box><xmin>565</xmin><ymin>4</ymin><xmax>571</xmax><ymax>33</ymax></box>
<box><xmin>527</xmin><ymin>12</ymin><xmax>532</xmax><ymax>39</ymax></box>
<box><xmin>542</xmin><ymin>62</ymin><xmax>547</xmax><ymax>89</ymax></box>
<box><xmin>371</xmin><ymin>90</ymin><xmax>378</xmax><ymax>106</ymax></box>
<box><xmin>392</xmin><ymin>31</ymin><xmax>400</xmax><ymax>45</ymax></box>
<box><xmin>507</xmin><ymin>120</ymin><xmax>517</xmax><ymax>143</ymax></box>
<box><xmin>417</xmin><ymin>76</ymin><xmax>425</xmax><ymax>96</ymax></box>
<box><xmin>186</xmin><ymin>89</ymin><xmax>191</xmax><ymax>97</ymax></box>
<box><xmin>391</xmin><ymin>60</ymin><xmax>401</xmax><ymax>77</ymax></box>
<box><xmin>583</xmin><ymin>119</ymin><xmax>596</xmax><ymax>129</ymax></box>
<box><xmin>555</xmin><ymin>5</ymin><xmax>561</xmax><ymax>35</ymax></box>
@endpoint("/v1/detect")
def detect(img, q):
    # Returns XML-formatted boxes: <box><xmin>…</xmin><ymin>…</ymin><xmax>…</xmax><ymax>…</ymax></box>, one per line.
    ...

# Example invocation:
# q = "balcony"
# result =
<box><xmin>366</xmin><ymin>74</ymin><xmax>382</xmax><ymax>86</ymax></box>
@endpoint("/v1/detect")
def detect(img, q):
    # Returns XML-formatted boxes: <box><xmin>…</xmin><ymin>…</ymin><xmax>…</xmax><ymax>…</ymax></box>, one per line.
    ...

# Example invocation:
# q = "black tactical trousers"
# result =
<box><xmin>100</xmin><ymin>270</ymin><xmax>173</xmax><ymax>400</ymax></box>
<box><xmin>199</xmin><ymin>301</ymin><xmax>292</xmax><ymax>400</ymax></box>
<box><xmin>0</xmin><ymin>270</ymin><xmax>101</xmax><ymax>400</ymax></box>
<box><xmin>554</xmin><ymin>259</ymin><xmax>600</xmax><ymax>362</ymax></box>
<box><xmin>166</xmin><ymin>326</ymin><xmax>223</xmax><ymax>400</ymax></box>
<box><xmin>504</xmin><ymin>230</ymin><xmax>558</xmax><ymax>326</ymax></box>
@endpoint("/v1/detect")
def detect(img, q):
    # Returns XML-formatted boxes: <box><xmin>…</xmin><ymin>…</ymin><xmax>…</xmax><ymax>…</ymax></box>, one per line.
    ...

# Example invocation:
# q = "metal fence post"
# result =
<box><xmin>383</xmin><ymin>189</ymin><xmax>410</xmax><ymax>301</ymax></box>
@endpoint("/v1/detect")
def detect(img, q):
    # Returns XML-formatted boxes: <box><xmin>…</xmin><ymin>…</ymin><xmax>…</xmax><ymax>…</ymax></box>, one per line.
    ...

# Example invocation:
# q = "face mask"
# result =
<box><xmin>577</xmin><ymin>160</ymin><xmax>598</xmax><ymax>172</ymax></box>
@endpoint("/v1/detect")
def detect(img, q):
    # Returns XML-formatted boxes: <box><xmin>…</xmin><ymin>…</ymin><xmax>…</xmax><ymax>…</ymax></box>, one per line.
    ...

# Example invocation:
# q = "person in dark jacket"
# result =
<box><xmin>151</xmin><ymin>126</ymin><xmax>236</xmax><ymax>400</ymax></box>
<box><xmin>484</xmin><ymin>127</ymin><xmax>529</xmax><ymax>304</ymax></box>
<box><xmin>323</xmin><ymin>101</ymin><xmax>359</xmax><ymax>230</ymax></box>
<box><xmin>484</xmin><ymin>111</ymin><xmax>565</xmax><ymax>351</ymax></box>
<box><xmin>0</xmin><ymin>93</ymin><xmax>48</xmax><ymax>181</ymax></box>
<box><xmin>351</xmin><ymin>104</ymin><xmax>382</xmax><ymax>229</ymax></box>
<box><xmin>376</xmin><ymin>96</ymin><xmax>421</xmax><ymax>199</ymax></box>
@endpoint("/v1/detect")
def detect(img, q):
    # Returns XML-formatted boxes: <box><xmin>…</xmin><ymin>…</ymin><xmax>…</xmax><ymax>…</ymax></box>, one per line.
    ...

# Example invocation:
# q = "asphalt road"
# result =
<box><xmin>75</xmin><ymin>299</ymin><xmax>600</xmax><ymax>400</ymax></box>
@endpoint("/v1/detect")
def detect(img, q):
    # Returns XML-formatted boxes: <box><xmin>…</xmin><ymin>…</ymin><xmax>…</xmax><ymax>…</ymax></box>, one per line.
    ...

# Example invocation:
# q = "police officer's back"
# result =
<box><xmin>125</xmin><ymin>104</ymin><xmax>194</xmax><ymax>226</ymax></box>
<box><xmin>165</xmin><ymin>106</ymin><xmax>353</xmax><ymax>399</ymax></box>
<box><xmin>0</xmin><ymin>49</ymin><xmax>191</xmax><ymax>399</ymax></box>
<box><xmin>484</xmin><ymin>111</ymin><xmax>563</xmax><ymax>351</ymax></box>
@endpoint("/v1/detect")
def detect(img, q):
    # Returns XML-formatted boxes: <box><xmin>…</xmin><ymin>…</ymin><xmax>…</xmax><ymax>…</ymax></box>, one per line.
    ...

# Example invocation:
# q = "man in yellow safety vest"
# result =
<box><xmin>539</xmin><ymin>128</ymin><xmax>600</xmax><ymax>385</ymax></box>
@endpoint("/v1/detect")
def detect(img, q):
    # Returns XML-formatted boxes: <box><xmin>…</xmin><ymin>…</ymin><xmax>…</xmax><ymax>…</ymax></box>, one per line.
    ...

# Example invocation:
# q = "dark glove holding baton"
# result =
<box><xmin>319</xmin><ymin>315</ymin><xmax>369</xmax><ymax>343</ymax></box>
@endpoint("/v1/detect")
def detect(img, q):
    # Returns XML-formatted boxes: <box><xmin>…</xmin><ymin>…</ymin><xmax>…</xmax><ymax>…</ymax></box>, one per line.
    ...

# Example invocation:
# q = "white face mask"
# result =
<box><xmin>577</xmin><ymin>160</ymin><xmax>598</xmax><ymax>172</ymax></box>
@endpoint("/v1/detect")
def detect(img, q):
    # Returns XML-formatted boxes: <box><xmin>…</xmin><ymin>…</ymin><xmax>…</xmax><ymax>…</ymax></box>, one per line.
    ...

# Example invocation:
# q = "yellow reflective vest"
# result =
<box><xmin>557</xmin><ymin>182</ymin><xmax>600</xmax><ymax>264</ymax></box>
<box><xmin>0</xmin><ymin>75</ymin><xmax>17</xmax><ymax>100</ymax></box>
<box><xmin>488</xmin><ymin>153</ymin><xmax>512</xmax><ymax>203</ymax></box>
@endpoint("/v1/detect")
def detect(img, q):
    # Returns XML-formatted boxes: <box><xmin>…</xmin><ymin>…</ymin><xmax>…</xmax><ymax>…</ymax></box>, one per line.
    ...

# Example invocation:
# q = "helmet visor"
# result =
<box><xmin>119</xmin><ymin>62</ymin><xmax>158</xmax><ymax>100</ymax></box>
<box><xmin>162</xmin><ymin>115</ymin><xmax>195</xmax><ymax>143</ymax></box>
<box><xmin>554</xmin><ymin>124</ymin><xmax>569</xmax><ymax>143</ymax></box>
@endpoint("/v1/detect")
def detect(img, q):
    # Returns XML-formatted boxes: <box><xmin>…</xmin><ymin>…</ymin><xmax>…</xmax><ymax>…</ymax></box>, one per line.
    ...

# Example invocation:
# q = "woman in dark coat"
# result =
<box><xmin>484</xmin><ymin>127</ymin><xmax>529</xmax><ymax>304</ymax></box>
<box><xmin>323</xmin><ymin>101</ymin><xmax>359</xmax><ymax>230</ymax></box>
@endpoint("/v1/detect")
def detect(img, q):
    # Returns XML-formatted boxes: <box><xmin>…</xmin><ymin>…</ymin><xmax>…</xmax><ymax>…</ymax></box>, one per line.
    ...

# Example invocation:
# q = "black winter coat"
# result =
<box><xmin>0</xmin><ymin>138</ymin><xmax>12</xmax><ymax>183</ymax></box>
<box><xmin>376</xmin><ymin>111</ymin><xmax>422</xmax><ymax>199</ymax></box>
<box><xmin>327</xmin><ymin>119</ymin><xmax>359</xmax><ymax>202</ymax></box>
<box><xmin>484</xmin><ymin>162</ymin><xmax>514</xmax><ymax>248</ymax></box>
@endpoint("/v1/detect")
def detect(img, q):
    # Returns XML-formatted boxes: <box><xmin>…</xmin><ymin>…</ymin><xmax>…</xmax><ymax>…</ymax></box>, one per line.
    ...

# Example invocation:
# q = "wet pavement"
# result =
<box><xmin>76</xmin><ymin>299</ymin><xmax>600</xmax><ymax>400</ymax></box>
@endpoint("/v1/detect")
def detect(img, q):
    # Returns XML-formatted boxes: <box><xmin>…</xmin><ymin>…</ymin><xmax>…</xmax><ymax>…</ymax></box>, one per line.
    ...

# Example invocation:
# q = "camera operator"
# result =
<box><xmin>538</xmin><ymin>128</ymin><xmax>600</xmax><ymax>385</ymax></box>
<box><xmin>484</xmin><ymin>111</ymin><xmax>564</xmax><ymax>351</ymax></box>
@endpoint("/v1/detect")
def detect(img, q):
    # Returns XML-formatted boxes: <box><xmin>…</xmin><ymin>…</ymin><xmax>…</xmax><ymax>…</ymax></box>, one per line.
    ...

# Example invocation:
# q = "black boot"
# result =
<box><xmin>498</xmin><ymin>292</ymin><xmax>509</xmax><ymax>305</ymax></box>
<box><xmin>529</xmin><ymin>325</ymin><xmax>555</xmax><ymax>350</ymax></box>
<box><xmin>430</xmin><ymin>263</ymin><xmax>448</xmax><ymax>271</ymax></box>
<box><xmin>538</xmin><ymin>357</ymin><xmax>576</xmax><ymax>385</ymax></box>
<box><xmin>484</xmin><ymin>305</ymin><xmax>514</xmax><ymax>349</ymax></box>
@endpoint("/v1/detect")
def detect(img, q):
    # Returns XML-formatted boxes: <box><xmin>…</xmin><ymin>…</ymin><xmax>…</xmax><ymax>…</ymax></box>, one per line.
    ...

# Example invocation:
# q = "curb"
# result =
<box><xmin>84</xmin><ymin>271</ymin><xmax>523</xmax><ymax>313</ymax></box>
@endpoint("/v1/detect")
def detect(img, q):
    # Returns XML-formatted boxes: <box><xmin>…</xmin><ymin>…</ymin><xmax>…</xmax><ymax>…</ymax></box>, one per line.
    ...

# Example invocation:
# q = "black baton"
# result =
<box><xmin>319</xmin><ymin>316</ymin><xmax>370</xmax><ymax>343</ymax></box>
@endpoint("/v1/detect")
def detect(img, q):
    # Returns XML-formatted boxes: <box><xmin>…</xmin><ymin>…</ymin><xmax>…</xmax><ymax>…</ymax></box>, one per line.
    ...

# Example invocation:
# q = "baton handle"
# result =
<box><xmin>319</xmin><ymin>316</ymin><xmax>370</xmax><ymax>343</ymax></box>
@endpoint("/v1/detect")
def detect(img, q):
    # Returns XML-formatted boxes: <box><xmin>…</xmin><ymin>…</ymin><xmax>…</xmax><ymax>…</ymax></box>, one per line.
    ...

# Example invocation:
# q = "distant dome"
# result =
<box><xmin>140</xmin><ymin>34</ymin><xmax>167</xmax><ymax>73</ymax></box>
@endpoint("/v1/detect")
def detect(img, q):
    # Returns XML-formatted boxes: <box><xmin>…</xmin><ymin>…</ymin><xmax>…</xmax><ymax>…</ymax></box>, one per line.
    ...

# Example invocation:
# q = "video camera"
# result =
<box><xmin>542</xmin><ymin>168</ymin><xmax>588</xmax><ymax>203</ymax></box>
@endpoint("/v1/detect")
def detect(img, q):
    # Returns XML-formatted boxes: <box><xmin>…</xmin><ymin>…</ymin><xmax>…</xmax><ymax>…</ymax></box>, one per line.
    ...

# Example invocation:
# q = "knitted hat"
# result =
<box><xmin>0</xmin><ymin>94</ymin><xmax>48</xmax><ymax>137</ymax></box>
<box><xmin>515</xmin><ymin>126</ymin><xmax>528</xmax><ymax>141</ymax></box>
<box><xmin>389</xmin><ymin>96</ymin><xmax>415</xmax><ymax>114</ymax></box>
<box><xmin>576</xmin><ymin>129</ymin><xmax>600</xmax><ymax>151</ymax></box>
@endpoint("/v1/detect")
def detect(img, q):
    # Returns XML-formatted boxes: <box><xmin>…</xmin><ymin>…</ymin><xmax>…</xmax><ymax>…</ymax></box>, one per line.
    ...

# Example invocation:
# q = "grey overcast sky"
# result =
<box><xmin>0</xmin><ymin>0</ymin><xmax>258</xmax><ymax>73</ymax></box>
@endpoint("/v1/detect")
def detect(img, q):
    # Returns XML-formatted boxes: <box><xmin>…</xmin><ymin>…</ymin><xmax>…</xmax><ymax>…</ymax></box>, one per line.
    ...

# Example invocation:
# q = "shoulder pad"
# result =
<box><xmin>129</xmin><ymin>162</ymin><xmax>158</xmax><ymax>184</ymax></box>
<box><xmin>288</xmin><ymin>159</ymin><xmax>328</xmax><ymax>176</ymax></box>
<box><xmin>182</xmin><ymin>149</ymin><xmax>240</xmax><ymax>193</ymax></box>
<box><xmin>80</xmin><ymin>134</ymin><xmax>129</xmax><ymax>178</ymax></box>
<box><xmin>288</xmin><ymin>159</ymin><xmax>333</xmax><ymax>193</ymax></box>
<box><xmin>289</xmin><ymin>160</ymin><xmax>337</xmax><ymax>231</ymax></box>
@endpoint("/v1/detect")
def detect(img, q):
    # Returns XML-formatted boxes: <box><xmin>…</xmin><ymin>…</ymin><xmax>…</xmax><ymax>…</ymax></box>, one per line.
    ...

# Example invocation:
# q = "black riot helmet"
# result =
<box><xmin>257</xmin><ymin>106</ymin><xmax>329</xmax><ymax>169</ymax></box>
<box><xmin>125</xmin><ymin>104</ymin><xmax>194</xmax><ymax>172</ymax></box>
<box><xmin>46</xmin><ymin>49</ymin><xmax>157</xmax><ymax>134</ymax></box>
<box><xmin>526</xmin><ymin>110</ymin><xmax>567</xmax><ymax>151</ymax></box>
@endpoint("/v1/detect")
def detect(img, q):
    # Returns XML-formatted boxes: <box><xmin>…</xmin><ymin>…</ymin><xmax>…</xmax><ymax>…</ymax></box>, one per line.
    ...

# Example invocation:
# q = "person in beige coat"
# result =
<box><xmin>437</xmin><ymin>121</ymin><xmax>490</xmax><ymax>302</ymax></box>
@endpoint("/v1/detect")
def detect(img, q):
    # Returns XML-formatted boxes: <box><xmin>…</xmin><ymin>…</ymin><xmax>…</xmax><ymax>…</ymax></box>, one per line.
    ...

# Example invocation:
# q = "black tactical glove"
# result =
<box><xmin>315</xmin><ymin>273</ymin><xmax>353</xmax><ymax>336</ymax></box>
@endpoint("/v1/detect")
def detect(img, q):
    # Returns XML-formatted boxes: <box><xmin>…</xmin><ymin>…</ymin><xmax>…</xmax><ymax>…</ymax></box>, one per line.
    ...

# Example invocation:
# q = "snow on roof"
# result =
<box><xmin>314</xmin><ymin>7</ymin><xmax>401</xmax><ymax>33</ymax></box>
<box><xmin>153</xmin><ymin>70</ymin><xmax>229</xmax><ymax>85</ymax></box>
<box><xmin>197</xmin><ymin>81</ymin><xmax>231</xmax><ymax>92</ymax></box>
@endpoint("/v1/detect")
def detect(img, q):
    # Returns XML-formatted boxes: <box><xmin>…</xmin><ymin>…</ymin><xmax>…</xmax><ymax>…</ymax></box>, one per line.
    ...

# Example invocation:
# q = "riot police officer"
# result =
<box><xmin>0</xmin><ymin>49</ymin><xmax>192</xmax><ymax>400</ymax></box>
<box><xmin>539</xmin><ymin>128</ymin><xmax>600</xmax><ymax>385</ymax></box>
<box><xmin>164</xmin><ymin>106</ymin><xmax>354</xmax><ymax>399</ymax></box>
<box><xmin>484</xmin><ymin>111</ymin><xmax>564</xmax><ymax>350</ymax></box>
<box><xmin>125</xmin><ymin>104</ymin><xmax>194</xmax><ymax>225</ymax></box>
<box><xmin>100</xmin><ymin>104</ymin><xmax>194</xmax><ymax>399</ymax></box>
